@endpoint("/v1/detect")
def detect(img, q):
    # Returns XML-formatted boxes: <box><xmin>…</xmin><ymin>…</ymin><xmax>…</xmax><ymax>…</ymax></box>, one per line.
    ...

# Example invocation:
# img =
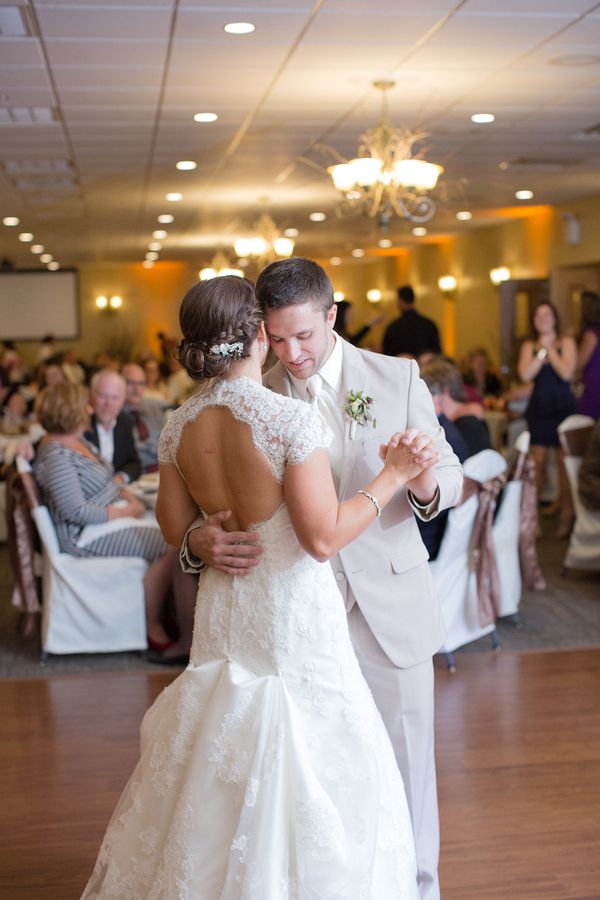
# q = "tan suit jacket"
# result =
<box><xmin>264</xmin><ymin>338</ymin><xmax>463</xmax><ymax>668</ymax></box>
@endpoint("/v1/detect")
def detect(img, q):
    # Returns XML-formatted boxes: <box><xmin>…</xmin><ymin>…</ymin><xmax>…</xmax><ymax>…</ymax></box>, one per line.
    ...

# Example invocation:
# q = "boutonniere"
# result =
<box><xmin>344</xmin><ymin>389</ymin><xmax>376</xmax><ymax>439</ymax></box>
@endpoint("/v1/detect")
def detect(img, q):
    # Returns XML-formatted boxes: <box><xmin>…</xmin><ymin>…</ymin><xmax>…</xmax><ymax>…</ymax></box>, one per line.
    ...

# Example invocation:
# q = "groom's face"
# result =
<box><xmin>265</xmin><ymin>301</ymin><xmax>337</xmax><ymax>381</ymax></box>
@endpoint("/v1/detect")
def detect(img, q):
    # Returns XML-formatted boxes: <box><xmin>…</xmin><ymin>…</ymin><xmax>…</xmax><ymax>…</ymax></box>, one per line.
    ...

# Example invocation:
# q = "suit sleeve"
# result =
<box><xmin>405</xmin><ymin>359</ymin><xmax>463</xmax><ymax>520</ymax></box>
<box><xmin>115</xmin><ymin>414</ymin><xmax>142</xmax><ymax>483</ymax></box>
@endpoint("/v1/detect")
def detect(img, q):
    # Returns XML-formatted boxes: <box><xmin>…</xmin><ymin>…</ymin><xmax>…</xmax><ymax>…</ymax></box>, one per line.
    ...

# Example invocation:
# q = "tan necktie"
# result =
<box><xmin>306</xmin><ymin>373</ymin><xmax>323</xmax><ymax>410</ymax></box>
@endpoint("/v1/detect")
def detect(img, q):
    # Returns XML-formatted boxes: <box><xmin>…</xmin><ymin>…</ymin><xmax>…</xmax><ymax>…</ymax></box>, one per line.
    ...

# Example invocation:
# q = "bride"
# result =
<box><xmin>81</xmin><ymin>275</ymin><xmax>438</xmax><ymax>899</ymax></box>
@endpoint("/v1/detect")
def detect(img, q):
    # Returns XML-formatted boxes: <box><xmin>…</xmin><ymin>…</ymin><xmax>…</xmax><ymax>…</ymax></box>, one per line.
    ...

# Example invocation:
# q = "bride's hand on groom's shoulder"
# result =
<box><xmin>188</xmin><ymin>510</ymin><xmax>263</xmax><ymax>576</ymax></box>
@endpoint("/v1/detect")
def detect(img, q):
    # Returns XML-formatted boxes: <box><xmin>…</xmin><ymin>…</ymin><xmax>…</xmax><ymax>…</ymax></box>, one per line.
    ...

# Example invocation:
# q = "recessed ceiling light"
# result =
<box><xmin>515</xmin><ymin>189</ymin><xmax>534</xmax><ymax>200</ymax></box>
<box><xmin>456</xmin><ymin>211</ymin><xmax>472</xmax><ymax>221</ymax></box>
<box><xmin>224</xmin><ymin>22</ymin><xmax>255</xmax><ymax>34</ymax></box>
<box><xmin>550</xmin><ymin>54</ymin><xmax>600</xmax><ymax>67</ymax></box>
<box><xmin>47</xmin><ymin>261</ymin><xmax>59</xmax><ymax>271</ymax></box>
<box><xmin>193</xmin><ymin>112</ymin><xmax>218</xmax><ymax>123</ymax></box>
<box><xmin>31</xmin><ymin>244</ymin><xmax>44</xmax><ymax>253</ymax></box>
<box><xmin>146</xmin><ymin>251</ymin><xmax>159</xmax><ymax>261</ymax></box>
<box><xmin>412</xmin><ymin>227</ymin><xmax>427</xmax><ymax>236</ymax></box>
<box><xmin>471</xmin><ymin>113</ymin><xmax>495</xmax><ymax>124</ymax></box>
<box><xmin>283</xmin><ymin>228</ymin><xmax>299</xmax><ymax>238</ymax></box>
<box><xmin>18</xmin><ymin>232</ymin><xmax>33</xmax><ymax>242</ymax></box>
<box><xmin>142</xmin><ymin>260</ymin><xmax>155</xmax><ymax>269</ymax></box>
<box><xmin>40</xmin><ymin>253</ymin><xmax>53</xmax><ymax>263</ymax></box>
<box><xmin>309</xmin><ymin>212</ymin><xmax>326</xmax><ymax>222</ymax></box>
<box><xmin>176</xmin><ymin>160</ymin><xmax>197</xmax><ymax>171</ymax></box>
<box><xmin>329</xmin><ymin>257</ymin><xmax>342</xmax><ymax>266</ymax></box>
<box><xmin>152</xmin><ymin>229</ymin><xmax>168</xmax><ymax>240</ymax></box>
<box><xmin>3</xmin><ymin>217</ymin><xmax>19</xmax><ymax>226</ymax></box>
<box><xmin>378</xmin><ymin>238</ymin><xmax>392</xmax><ymax>248</ymax></box>
<box><xmin>351</xmin><ymin>248</ymin><xmax>365</xmax><ymax>258</ymax></box>
<box><xmin>166</xmin><ymin>192</ymin><xmax>183</xmax><ymax>202</ymax></box>
<box><xmin>148</xmin><ymin>241</ymin><xmax>162</xmax><ymax>251</ymax></box>
<box><xmin>157</xmin><ymin>214</ymin><xmax>174</xmax><ymax>224</ymax></box>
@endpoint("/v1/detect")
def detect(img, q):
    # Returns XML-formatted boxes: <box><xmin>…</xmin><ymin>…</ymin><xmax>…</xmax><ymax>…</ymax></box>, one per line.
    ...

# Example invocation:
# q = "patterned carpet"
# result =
<box><xmin>0</xmin><ymin>516</ymin><xmax>598</xmax><ymax>678</ymax></box>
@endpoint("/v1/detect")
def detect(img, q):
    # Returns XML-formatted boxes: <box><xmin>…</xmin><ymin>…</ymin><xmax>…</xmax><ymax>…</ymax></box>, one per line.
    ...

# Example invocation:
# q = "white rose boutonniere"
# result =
<box><xmin>344</xmin><ymin>389</ymin><xmax>376</xmax><ymax>439</ymax></box>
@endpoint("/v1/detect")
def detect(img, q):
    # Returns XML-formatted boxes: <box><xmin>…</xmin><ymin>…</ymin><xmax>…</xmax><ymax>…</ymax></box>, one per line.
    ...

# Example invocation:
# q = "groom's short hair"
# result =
<box><xmin>256</xmin><ymin>257</ymin><xmax>334</xmax><ymax>314</ymax></box>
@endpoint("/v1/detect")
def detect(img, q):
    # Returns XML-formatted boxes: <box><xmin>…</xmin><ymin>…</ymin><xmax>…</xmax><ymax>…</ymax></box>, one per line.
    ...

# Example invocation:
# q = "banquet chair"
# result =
<box><xmin>557</xmin><ymin>415</ymin><xmax>600</xmax><ymax>574</ymax></box>
<box><xmin>15</xmin><ymin>455</ymin><xmax>149</xmax><ymax>660</ymax></box>
<box><xmin>492</xmin><ymin>430</ymin><xmax>531</xmax><ymax>625</ymax></box>
<box><xmin>430</xmin><ymin>449</ymin><xmax>507</xmax><ymax>671</ymax></box>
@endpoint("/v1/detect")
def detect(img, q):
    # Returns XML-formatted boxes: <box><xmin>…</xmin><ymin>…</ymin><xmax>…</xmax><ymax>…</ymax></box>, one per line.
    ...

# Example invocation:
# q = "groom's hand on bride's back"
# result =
<box><xmin>188</xmin><ymin>510</ymin><xmax>263</xmax><ymax>576</ymax></box>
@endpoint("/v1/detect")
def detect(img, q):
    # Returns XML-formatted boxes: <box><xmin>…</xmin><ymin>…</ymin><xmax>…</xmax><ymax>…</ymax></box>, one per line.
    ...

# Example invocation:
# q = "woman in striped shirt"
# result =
<box><xmin>32</xmin><ymin>382</ymin><xmax>193</xmax><ymax>655</ymax></box>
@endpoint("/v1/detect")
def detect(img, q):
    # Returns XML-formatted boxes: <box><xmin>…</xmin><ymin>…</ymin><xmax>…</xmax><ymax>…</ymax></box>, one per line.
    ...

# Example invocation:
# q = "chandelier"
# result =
<box><xmin>233</xmin><ymin>213</ymin><xmax>295</xmax><ymax>262</ymax></box>
<box><xmin>199</xmin><ymin>250</ymin><xmax>244</xmax><ymax>281</ymax></box>
<box><xmin>327</xmin><ymin>81</ymin><xmax>444</xmax><ymax>224</ymax></box>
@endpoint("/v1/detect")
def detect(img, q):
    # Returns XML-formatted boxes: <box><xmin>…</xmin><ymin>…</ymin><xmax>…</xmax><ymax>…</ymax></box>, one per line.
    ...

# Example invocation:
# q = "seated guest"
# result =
<box><xmin>33</xmin><ymin>383</ymin><xmax>195</xmax><ymax>662</ymax></box>
<box><xmin>422</xmin><ymin>357</ymin><xmax>491</xmax><ymax>456</ymax></box>
<box><xmin>1</xmin><ymin>386</ymin><xmax>30</xmax><ymax>434</ymax></box>
<box><xmin>61</xmin><ymin>349</ymin><xmax>87</xmax><ymax>385</ymax></box>
<box><xmin>122</xmin><ymin>363</ymin><xmax>165</xmax><ymax>474</ymax></box>
<box><xmin>85</xmin><ymin>369</ymin><xmax>141</xmax><ymax>484</ymax></box>
<box><xmin>141</xmin><ymin>356</ymin><xmax>170</xmax><ymax>405</ymax></box>
<box><xmin>461</xmin><ymin>346</ymin><xmax>502</xmax><ymax>399</ymax></box>
<box><xmin>579</xmin><ymin>419</ymin><xmax>600</xmax><ymax>511</ymax></box>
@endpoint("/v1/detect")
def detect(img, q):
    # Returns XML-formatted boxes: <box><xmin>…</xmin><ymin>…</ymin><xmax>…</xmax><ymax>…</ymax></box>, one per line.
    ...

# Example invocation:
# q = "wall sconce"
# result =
<box><xmin>95</xmin><ymin>294</ymin><xmax>123</xmax><ymax>310</ymax></box>
<box><xmin>333</xmin><ymin>291</ymin><xmax>345</xmax><ymax>302</ymax></box>
<box><xmin>438</xmin><ymin>275</ymin><xmax>457</xmax><ymax>293</ymax></box>
<box><xmin>490</xmin><ymin>267</ymin><xmax>511</xmax><ymax>285</ymax></box>
<box><xmin>366</xmin><ymin>289</ymin><xmax>382</xmax><ymax>303</ymax></box>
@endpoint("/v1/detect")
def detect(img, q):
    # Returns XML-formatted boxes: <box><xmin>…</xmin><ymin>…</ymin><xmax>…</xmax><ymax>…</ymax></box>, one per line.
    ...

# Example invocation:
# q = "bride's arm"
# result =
<box><xmin>284</xmin><ymin>436</ymin><xmax>436</xmax><ymax>562</ymax></box>
<box><xmin>156</xmin><ymin>462</ymin><xmax>202</xmax><ymax>546</ymax></box>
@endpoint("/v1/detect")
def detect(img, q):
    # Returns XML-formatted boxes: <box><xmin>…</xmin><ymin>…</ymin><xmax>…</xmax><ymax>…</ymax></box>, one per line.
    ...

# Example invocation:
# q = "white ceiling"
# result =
<box><xmin>1</xmin><ymin>0</ymin><xmax>600</xmax><ymax>269</ymax></box>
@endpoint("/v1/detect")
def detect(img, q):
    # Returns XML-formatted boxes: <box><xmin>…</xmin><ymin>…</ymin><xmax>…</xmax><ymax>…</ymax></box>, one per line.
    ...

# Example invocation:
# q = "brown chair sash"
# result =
<box><xmin>518</xmin><ymin>456</ymin><xmax>546</xmax><ymax>591</ymax></box>
<box><xmin>5</xmin><ymin>467</ymin><xmax>41</xmax><ymax>614</ymax></box>
<box><xmin>459</xmin><ymin>473</ymin><xmax>506</xmax><ymax>627</ymax></box>
<box><xmin>558</xmin><ymin>425</ymin><xmax>593</xmax><ymax>459</ymax></box>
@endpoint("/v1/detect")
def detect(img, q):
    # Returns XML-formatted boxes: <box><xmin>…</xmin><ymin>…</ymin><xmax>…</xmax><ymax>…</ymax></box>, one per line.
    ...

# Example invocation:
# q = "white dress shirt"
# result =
<box><xmin>96</xmin><ymin>420</ymin><xmax>116</xmax><ymax>466</ymax></box>
<box><xmin>287</xmin><ymin>334</ymin><xmax>345</xmax><ymax>490</ymax></box>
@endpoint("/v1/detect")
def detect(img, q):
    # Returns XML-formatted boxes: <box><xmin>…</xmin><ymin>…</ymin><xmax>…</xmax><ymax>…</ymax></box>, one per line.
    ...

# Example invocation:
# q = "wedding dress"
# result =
<box><xmin>81</xmin><ymin>376</ymin><xmax>418</xmax><ymax>900</ymax></box>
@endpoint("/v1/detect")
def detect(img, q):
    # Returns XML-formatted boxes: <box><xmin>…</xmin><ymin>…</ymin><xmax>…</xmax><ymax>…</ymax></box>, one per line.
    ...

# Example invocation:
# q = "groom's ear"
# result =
<box><xmin>327</xmin><ymin>304</ymin><xmax>337</xmax><ymax>329</ymax></box>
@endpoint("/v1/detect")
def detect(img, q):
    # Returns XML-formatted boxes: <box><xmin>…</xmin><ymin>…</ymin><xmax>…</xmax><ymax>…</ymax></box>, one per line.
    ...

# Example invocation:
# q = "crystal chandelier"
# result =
<box><xmin>233</xmin><ymin>213</ymin><xmax>295</xmax><ymax>262</ymax></box>
<box><xmin>199</xmin><ymin>250</ymin><xmax>244</xmax><ymax>281</ymax></box>
<box><xmin>327</xmin><ymin>81</ymin><xmax>444</xmax><ymax>224</ymax></box>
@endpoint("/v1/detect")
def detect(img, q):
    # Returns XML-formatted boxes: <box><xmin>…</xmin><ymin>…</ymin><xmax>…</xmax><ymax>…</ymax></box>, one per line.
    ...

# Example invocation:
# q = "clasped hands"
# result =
<box><xmin>187</xmin><ymin>428</ymin><xmax>439</xmax><ymax>576</ymax></box>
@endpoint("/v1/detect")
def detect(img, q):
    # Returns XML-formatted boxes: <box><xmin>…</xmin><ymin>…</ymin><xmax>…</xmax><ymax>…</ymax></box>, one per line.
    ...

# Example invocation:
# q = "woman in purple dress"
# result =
<box><xmin>577</xmin><ymin>291</ymin><xmax>600</xmax><ymax>420</ymax></box>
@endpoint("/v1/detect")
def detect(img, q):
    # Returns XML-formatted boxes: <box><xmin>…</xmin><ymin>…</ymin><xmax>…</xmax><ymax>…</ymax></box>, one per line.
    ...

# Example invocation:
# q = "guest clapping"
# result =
<box><xmin>518</xmin><ymin>301</ymin><xmax>576</xmax><ymax>537</ymax></box>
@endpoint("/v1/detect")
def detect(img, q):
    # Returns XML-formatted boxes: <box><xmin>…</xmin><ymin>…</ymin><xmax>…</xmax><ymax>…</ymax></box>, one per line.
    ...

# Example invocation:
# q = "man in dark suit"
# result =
<box><xmin>85</xmin><ymin>369</ymin><xmax>141</xmax><ymax>484</ymax></box>
<box><xmin>383</xmin><ymin>285</ymin><xmax>441</xmax><ymax>358</ymax></box>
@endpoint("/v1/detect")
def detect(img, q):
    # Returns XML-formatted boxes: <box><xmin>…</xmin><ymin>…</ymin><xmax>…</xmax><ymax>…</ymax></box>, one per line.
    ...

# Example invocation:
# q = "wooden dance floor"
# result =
<box><xmin>1</xmin><ymin>648</ymin><xmax>599</xmax><ymax>900</ymax></box>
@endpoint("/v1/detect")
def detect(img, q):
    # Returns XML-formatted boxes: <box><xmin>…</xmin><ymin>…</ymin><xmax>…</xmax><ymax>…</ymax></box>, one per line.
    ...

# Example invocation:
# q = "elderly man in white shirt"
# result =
<box><xmin>85</xmin><ymin>369</ymin><xmax>141</xmax><ymax>484</ymax></box>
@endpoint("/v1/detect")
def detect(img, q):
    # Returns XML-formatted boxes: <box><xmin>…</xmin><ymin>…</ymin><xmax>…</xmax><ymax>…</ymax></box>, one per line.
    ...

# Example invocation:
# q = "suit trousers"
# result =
<box><xmin>348</xmin><ymin>604</ymin><xmax>440</xmax><ymax>900</ymax></box>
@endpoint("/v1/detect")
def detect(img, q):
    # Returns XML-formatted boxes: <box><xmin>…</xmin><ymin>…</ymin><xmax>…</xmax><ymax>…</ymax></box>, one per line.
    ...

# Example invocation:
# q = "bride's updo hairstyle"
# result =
<box><xmin>177</xmin><ymin>275</ymin><xmax>262</xmax><ymax>382</ymax></box>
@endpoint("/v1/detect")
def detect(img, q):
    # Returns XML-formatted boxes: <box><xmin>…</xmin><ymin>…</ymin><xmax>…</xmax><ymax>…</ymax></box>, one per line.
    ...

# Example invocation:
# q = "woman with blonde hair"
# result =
<box><xmin>33</xmin><ymin>382</ymin><xmax>194</xmax><ymax>658</ymax></box>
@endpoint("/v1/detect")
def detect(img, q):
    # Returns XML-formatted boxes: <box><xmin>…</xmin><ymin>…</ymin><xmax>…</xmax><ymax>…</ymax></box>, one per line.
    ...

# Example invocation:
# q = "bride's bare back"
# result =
<box><xmin>176</xmin><ymin>406</ymin><xmax>284</xmax><ymax>532</ymax></box>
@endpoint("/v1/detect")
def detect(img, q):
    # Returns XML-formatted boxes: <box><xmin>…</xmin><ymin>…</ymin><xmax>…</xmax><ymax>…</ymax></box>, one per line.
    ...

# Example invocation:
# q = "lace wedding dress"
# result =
<box><xmin>81</xmin><ymin>376</ymin><xmax>418</xmax><ymax>900</ymax></box>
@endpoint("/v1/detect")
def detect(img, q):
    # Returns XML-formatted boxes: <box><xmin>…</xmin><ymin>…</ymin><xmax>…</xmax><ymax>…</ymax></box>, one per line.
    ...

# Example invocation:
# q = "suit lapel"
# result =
<box><xmin>264</xmin><ymin>361</ymin><xmax>294</xmax><ymax>398</ymax></box>
<box><xmin>338</xmin><ymin>341</ymin><xmax>371</xmax><ymax>498</ymax></box>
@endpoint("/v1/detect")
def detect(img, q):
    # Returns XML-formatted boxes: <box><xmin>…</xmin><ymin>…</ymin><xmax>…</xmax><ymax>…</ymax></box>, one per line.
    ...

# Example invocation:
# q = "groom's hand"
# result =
<box><xmin>381</xmin><ymin>429</ymin><xmax>439</xmax><ymax>504</ymax></box>
<box><xmin>188</xmin><ymin>510</ymin><xmax>263</xmax><ymax>576</ymax></box>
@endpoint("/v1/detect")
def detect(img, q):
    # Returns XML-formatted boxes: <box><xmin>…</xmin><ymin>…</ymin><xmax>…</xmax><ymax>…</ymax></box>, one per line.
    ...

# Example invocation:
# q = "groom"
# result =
<box><xmin>181</xmin><ymin>258</ymin><xmax>462</xmax><ymax>899</ymax></box>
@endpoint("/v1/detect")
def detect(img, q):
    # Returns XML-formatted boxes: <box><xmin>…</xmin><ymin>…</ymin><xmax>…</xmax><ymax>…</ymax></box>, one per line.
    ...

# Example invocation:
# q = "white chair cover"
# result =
<box><xmin>558</xmin><ymin>416</ymin><xmax>600</xmax><ymax>572</ymax></box>
<box><xmin>430</xmin><ymin>449</ymin><xmax>507</xmax><ymax>655</ymax></box>
<box><xmin>33</xmin><ymin>506</ymin><xmax>149</xmax><ymax>655</ymax></box>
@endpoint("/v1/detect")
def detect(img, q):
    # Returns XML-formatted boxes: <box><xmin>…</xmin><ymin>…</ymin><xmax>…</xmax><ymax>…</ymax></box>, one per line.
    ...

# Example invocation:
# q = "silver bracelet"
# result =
<box><xmin>358</xmin><ymin>489</ymin><xmax>382</xmax><ymax>518</ymax></box>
